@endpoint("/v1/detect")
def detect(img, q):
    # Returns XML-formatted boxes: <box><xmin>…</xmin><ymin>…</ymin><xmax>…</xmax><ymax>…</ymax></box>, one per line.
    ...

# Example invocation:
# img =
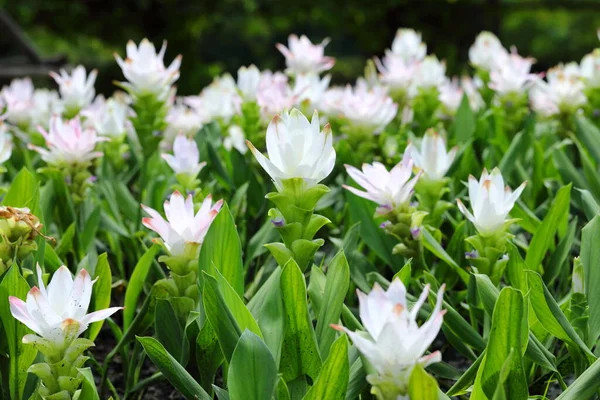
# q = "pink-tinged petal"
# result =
<box><xmin>46</xmin><ymin>266</ymin><xmax>73</xmax><ymax>315</ymax></box>
<box><xmin>80</xmin><ymin>306</ymin><xmax>123</xmax><ymax>326</ymax></box>
<box><xmin>9</xmin><ymin>296</ymin><xmax>43</xmax><ymax>335</ymax></box>
<box><xmin>343</xmin><ymin>185</ymin><xmax>379</xmax><ymax>204</ymax></box>
<box><xmin>418</xmin><ymin>350</ymin><xmax>442</xmax><ymax>367</ymax></box>
<box><xmin>456</xmin><ymin>199</ymin><xmax>475</xmax><ymax>224</ymax></box>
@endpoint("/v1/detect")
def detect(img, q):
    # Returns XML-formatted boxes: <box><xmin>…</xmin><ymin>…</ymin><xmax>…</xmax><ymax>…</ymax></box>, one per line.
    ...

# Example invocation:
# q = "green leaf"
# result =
<box><xmin>525</xmin><ymin>184</ymin><xmax>571</xmax><ymax>272</ymax></box>
<box><xmin>202</xmin><ymin>270</ymin><xmax>262</xmax><ymax>362</ymax></box>
<box><xmin>303</xmin><ymin>335</ymin><xmax>349</xmax><ymax>400</ymax></box>
<box><xmin>498</xmin><ymin>131</ymin><xmax>525</xmax><ymax>176</ymax></box>
<box><xmin>581</xmin><ymin>215</ymin><xmax>600</xmax><ymax>346</ymax></box>
<box><xmin>556</xmin><ymin>356</ymin><xmax>600</xmax><ymax>400</ymax></box>
<box><xmin>79</xmin><ymin>206</ymin><xmax>102</xmax><ymax>253</ymax></box>
<box><xmin>77</xmin><ymin>367</ymin><xmax>100</xmax><ymax>400</ymax></box>
<box><xmin>447</xmin><ymin>351</ymin><xmax>485</xmax><ymax>396</ymax></box>
<box><xmin>2</xmin><ymin>168</ymin><xmax>38</xmax><ymax>209</ymax></box>
<box><xmin>199</xmin><ymin>202</ymin><xmax>244</xmax><ymax>296</ymax></box>
<box><xmin>480</xmin><ymin>287</ymin><xmax>528</xmax><ymax>400</ymax></box>
<box><xmin>576</xmin><ymin>115</ymin><xmax>600</xmax><ymax>164</ymax></box>
<box><xmin>279</xmin><ymin>259</ymin><xmax>322</xmax><ymax>382</ymax></box>
<box><xmin>155</xmin><ymin>298</ymin><xmax>186</xmax><ymax>363</ymax></box>
<box><xmin>579</xmin><ymin>189</ymin><xmax>600</xmax><ymax>221</ymax></box>
<box><xmin>228</xmin><ymin>330</ymin><xmax>278</xmax><ymax>400</ymax></box>
<box><xmin>408</xmin><ymin>364</ymin><xmax>440</xmax><ymax>400</ymax></box>
<box><xmin>123</xmin><ymin>244</ymin><xmax>160</xmax><ymax>330</ymax></box>
<box><xmin>138</xmin><ymin>336</ymin><xmax>211</xmax><ymax>400</ymax></box>
<box><xmin>526</xmin><ymin>271</ymin><xmax>595</xmax><ymax>359</ymax></box>
<box><xmin>421</xmin><ymin>229</ymin><xmax>469</xmax><ymax>284</ymax></box>
<box><xmin>452</xmin><ymin>94</ymin><xmax>476</xmax><ymax>143</ymax></box>
<box><xmin>0</xmin><ymin>266</ymin><xmax>37</xmax><ymax>400</ymax></box>
<box><xmin>87</xmin><ymin>253</ymin><xmax>112</xmax><ymax>341</ymax></box>
<box><xmin>315</xmin><ymin>251</ymin><xmax>350</xmax><ymax>359</ymax></box>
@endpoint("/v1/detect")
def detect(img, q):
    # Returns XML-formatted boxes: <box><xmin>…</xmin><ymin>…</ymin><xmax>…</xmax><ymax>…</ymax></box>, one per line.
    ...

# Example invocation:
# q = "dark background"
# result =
<box><xmin>1</xmin><ymin>0</ymin><xmax>599</xmax><ymax>95</ymax></box>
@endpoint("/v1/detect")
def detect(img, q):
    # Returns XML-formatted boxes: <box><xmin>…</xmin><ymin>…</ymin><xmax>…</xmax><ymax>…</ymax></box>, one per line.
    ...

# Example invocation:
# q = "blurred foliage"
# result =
<box><xmin>0</xmin><ymin>0</ymin><xmax>599</xmax><ymax>94</ymax></box>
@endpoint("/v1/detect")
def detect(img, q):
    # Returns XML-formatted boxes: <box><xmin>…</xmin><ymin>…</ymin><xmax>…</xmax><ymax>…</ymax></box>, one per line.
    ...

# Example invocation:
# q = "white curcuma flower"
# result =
<box><xmin>580</xmin><ymin>49</ymin><xmax>600</xmax><ymax>88</ymax></box>
<box><xmin>142</xmin><ymin>191</ymin><xmax>223</xmax><ymax>256</ymax></box>
<box><xmin>337</xmin><ymin>80</ymin><xmax>398</xmax><ymax>134</ymax></box>
<box><xmin>375</xmin><ymin>52</ymin><xmax>419</xmax><ymax>96</ymax></box>
<box><xmin>161</xmin><ymin>134</ymin><xmax>205</xmax><ymax>178</ymax></box>
<box><xmin>255</xmin><ymin>71</ymin><xmax>298</xmax><ymax>119</ymax></box>
<box><xmin>344</xmin><ymin>159</ymin><xmax>421</xmax><ymax>212</ymax></box>
<box><xmin>50</xmin><ymin>65</ymin><xmax>97</xmax><ymax>113</ymax></box>
<box><xmin>114</xmin><ymin>39</ymin><xmax>181</xmax><ymax>99</ymax></box>
<box><xmin>224</xmin><ymin>125</ymin><xmax>248</xmax><ymax>154</ymax></box>
<box><xmin>489</xmin><ymin>48</ymin><xmax>537</xmax><ymax>95</ymax></box>
<box><xmin>457</xmin><ymin>167</ymin><xmax>527</xmax><ymax>236</ymax></box>
<box><xmin>237</xmin><ymin>65</ymin><xmax>262</xmax><ymax>101</ymax></box>
<box><xmin>405</xmin><ymin>130</ymin><xmax>457</xmax><ymax>181</ymax></box>
<box><xmin>1</xmin><ymin>78</ymin><xmax>35</xmax><ymax>127</ymax></box>
<box><xmin>390</xmin><ymin>28</ymin><xmax>427</xmax><ymax>62</ymax></box>
<box><xmin>185</xmin><ymin>74</ymin><xmax>242</xmax><ymax>123</ymax></box>
<box><xmin>0</xmin><ymin>123</ymin><xmax>13</xmax><ymax>165</ymax></box>
<box><xmin>30</xmin><ymin>90</ymin><xmax>64</xmax><ymax>130</ymax></box>
<box><xmin>82</xmin><ymin>95</ymin><xmax>132</xmax><ymax>138</ymax></box>
<box><xmin>409</xmin><ymin>56</ymin><xmax>447</xmax><ymax>96</ymax></box>
<box><xmin>9</xmin><ymin>265</ymin><xmax>122</xmax><ymax>347</ymax></box>
<box><xmin>29</xmin><ymin>116</ymin><xmax>105</xmax><ymax>167</ymax></box>
<box><xmin>247</xmin><ymin>109</ymin><xmax>335</xmax><ymax>191</ymax></box>
<box><xmin>530</xmin><ymin>63</ymin><xmax>587</xmax><ymax>117</ymax></box>
<box><xmin>469</xmin><ymin>31</ymin><xmax>509</xmax><ymax>71</ymax></box>
<box><xmin>276</xmin><ymin>34</ymin><xmax>335</xmax><ymax>75</ymax></box>
<box><xmin>334</xmin><ymin>279</ymin><xmax>445</xmax><ymax>396</ymax></box>
<box><xmin>294</xmin><ymin>73</ymin><xmax>331</xmax><ymax>108</ymax></box>
<box><xmin>163</xmin><ymin>101</ymin><xmax>204</xmax><ymax>144</ymax></box>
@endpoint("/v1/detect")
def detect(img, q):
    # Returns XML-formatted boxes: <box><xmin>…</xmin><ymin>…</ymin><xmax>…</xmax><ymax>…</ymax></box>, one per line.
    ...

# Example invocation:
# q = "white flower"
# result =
<box><xmin>334</xmin><ymin>279</ymin><xmax>445</xmax><ymax>394</ymax></box>
<box><xmin>163</xmin><ymin>101</ymin><xmax>204</xmax><ymax>143</ymax></box>
<box><xmin>457</xmin><ymin>167</ymin><xmax>527</xmax><ymax>236</ymax></box>
<box><xmin>9</xmin><ymin>265</ymin><xmax>122</xmax><ymax>347</ymax></box>
<box><xmin>337</xmin><ymin>80</ymin><xmax>397</xmax><ymax>134</ymax></box>
<box><xmin>375</xmin><ymin>52</ymin><xmax>419</xmax><ymax>95</ymax></box>
<box><xmin>29</xmin><ymin>116</ymin><xmax>105</xmax><ymax>166</ymax></box>
<box><xmin>161</xmin><ymin>134</ymin><xmax>205</xmax><ymax>178</ymax></box>
<box><xmin>50</xmin><ymin>65</ymin><xmax>97</xmax><ymax>112</ymax></box>
<box><xmin>31</xmin><ymin>90</ymin><xmax>64</xmax><ymax>130</ymax></box>
<box><xmin>1</xmin><ymin>78</ymin><xmax>35</xmax><ymax>127</ymax></box>
<box><xmin>405</xmin><ymin>130</ymin><xmax>457</xmax><ymax>181</ymax></box>
<box><xmin>390</xmin><ymin>28</ymin><xmax>427</xmax><ymax>62</ymax></box>
<box><xmin>409</xmin><ymin>56</ymin><xmax>447</xmax><ymax>96</ymax></box>
<box><xmin>247</xmin><ymin>109</ymin><xmax>335</xmax><ymax>191</ymax></box>
<box><xmin>0</xmin><ymin>123</ymin><xmax>13</xmax><ymax>164</ymax></box>
<box><xmin>237</xmin><ymin>65</ymin><xmax>262</xmax><ymax>101</ymax></box>
<box><xmin>224</xmin><ymin>125</ymin><xmax>248</xmax><ymax>154</ymax></box>
<box><xmin>276</xmin><ymin>34</ymin><xmax>335</xmax><ymax>75</ymax></box>
<box><xmin>530</xmin><ymin>63</ymin><xmax>587</xmax><ymax>117</ymax></box>
<box><xmin>185</xmin><ymin>75</ymin><xmax>241</xmax><ymax>123</ymax></box>
<box><xmin>344</xmin><ymin>159</ymin><xmax>420</xmax><ymax>211</ymax></box>
<box><xmin>115</xmin><ymin>39</ymin><xmax>181</xmax><ymax>99</ymax></box>
<box><xmin>438</xmin><ymin>77</ymin><xmax>483</xmax><ymax>116</ymax></box>
<box><xmin>580</xmin><ymin>49</ymin><xmax>600</xmax><ymax>88</ymax></box>
<box><xmin>82</xmin><ymin>95</ymin><xmax>132</xmax><ymax>138</ymax></box>
<box><xmin>142</xmin><ymin>191</ymin><xmax>223</xmax><ymax>256</ymax></box>
<box><xmin>489</xmin><ymin>48</ymin><xmax>537</xmax><ymax>95</ymax></box>
<box><xmin>294</xmin><ymin>73</ymin><xmax>331</xmax><ymax>107</ymax></box>
<box><xmin>318</xmin><ymin>86</ymin><xmax>346</xmax><ymax>117</ymax></box>
<box><xmin>255</xmin><ymin>71</ymin><xmax>297</xmax><ymax>119</ymax></box>
<box><xmin>469</xmin><ymin>31</ymin><xmax>509</xmax><ymax>71</ymax></box>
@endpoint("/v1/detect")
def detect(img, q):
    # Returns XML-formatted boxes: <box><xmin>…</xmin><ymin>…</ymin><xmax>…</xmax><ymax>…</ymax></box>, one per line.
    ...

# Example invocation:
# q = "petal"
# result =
<box><xmin>47</xmin><ymin>266</ymin><xmax>73</xmax><ymax>315</ymax></box>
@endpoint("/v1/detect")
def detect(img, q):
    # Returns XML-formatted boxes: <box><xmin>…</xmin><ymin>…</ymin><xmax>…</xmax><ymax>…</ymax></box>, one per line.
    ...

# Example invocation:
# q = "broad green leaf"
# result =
<box><xmin>527</xmin><ymin>271</ymin><xmax>595</xmax><ymax>359</ymax></box>
<box><xmin>525</xmin><ymin>184</ymin><xmax>571</xmax><ymax>272</ymax></box>
<box><xmin>581</xmin><ymin>215</ymin><xmax>600</xmax><ymax>346</ymax></box>
<box><xmin>499</xmin><ymin>131</ymin><xmax>525</xmax><ymax>176</ymax></box>
<box><xmin>303</xmin><ymin>335</ymin><xmax>349</xmax><ymax>400</ymax></box>
<box><xmin>579</xmin><ymin>189</ymin><xmax>600</xmax><ymax>220</ymax></box>
<box><xmin>480</xmin><ymin>287</ymin><xmax>528</xmax><ymax>400</ymax></box>
<box><xmin>138</xmin><ymin>336</ymin><xmax>211</xmax><ymax>400</ymax></box>
<box><xmin>202</xmin><ymin>270</ymin><xmax>262</xmax><ymax>361</ymax></box>
<box><xmin>155</xmin><ymin>299</ymin><xmax>186</xmax><ymax>363</ymax></box>
<box><xmin>408</xmin><ymin>364</ymin><xmax>440</xmax><ymax>400</ymax></box>
<box><xmin>544</xmin><ymin>217</ymin><xmax>577</xmax><ymax>285</ymax></box>
<box><xmin>0</xmin><ymin>266</ymin><xmax>37</xmax><ymax>400</ymax></box>
<box><xmin>123</xmin><ymin>244</ymin><xmax>160</xmax><ymax>329</ymax></box>
<box><xmin>228</xmin><ymin>330</ymin><xmax>278</xmax><ymax>400</ymax></box>
<box><xmin>88</xmin><ymin>253</ymin><xmax>112</xmax><ymax>341</ymax></box>
<box><xmin>77</xmin><ymin>367</ymin><xmax>100</xmax><ymax>400</ymax></box>
<box><xmin>2</xmin><ymin>168</ymin><xmax>38</xmax><ymax>209</ymax></box>
<box><xmin>279</xmin><ymin>259</ymin><xmax>322</xmax><ymax>382</ymax></box>
<box><xmin>79</xmin><ymin>206</ymin><xmax>102</xmax><ymax>254</ymax></box>
<box><xmin>422</xmin><ymin>229</ymin><xmax>469</xmax><ymax>284</ymax></box>
<box><xmin>576</xmin><ymin>115</ymin><xmax>600</xmax><ymax>164</ymax></box>
<box><xmin>315</xmin><ymin>251</ymin><xmax>350</xmax><ymax>359</ymax></box>
<box><xmin>452</xmin><ymin>94</ymin><xmax>476</xmax><ymax>143</ymax></box>
<box><xmin>199</xmin><ymin>202</ymin><xmax>244</xmax><ymax>295</ymax></box>
<box><xmin>447</xmin><ymin>351</ymin><xmax>485</xmax><ymax>396</ymax></box>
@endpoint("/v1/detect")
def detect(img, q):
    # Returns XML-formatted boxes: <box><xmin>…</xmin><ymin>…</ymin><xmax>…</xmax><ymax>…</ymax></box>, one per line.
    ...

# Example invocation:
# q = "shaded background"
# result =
<box><xmin>1</xmin><ymin>0</ymin><xmax>599</xmax><ymax>95</ymax></box>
